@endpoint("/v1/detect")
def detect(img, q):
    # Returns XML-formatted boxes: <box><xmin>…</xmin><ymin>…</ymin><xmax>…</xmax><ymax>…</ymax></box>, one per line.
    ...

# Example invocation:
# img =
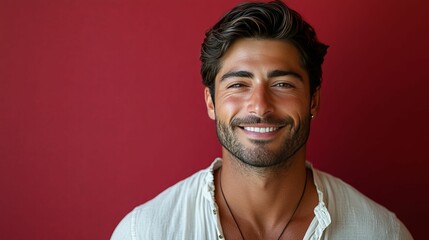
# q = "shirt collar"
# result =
<box><xmin>203</xmin><ymin>158</ymin><xmax>331</xmax><ymax>237</ymax></box>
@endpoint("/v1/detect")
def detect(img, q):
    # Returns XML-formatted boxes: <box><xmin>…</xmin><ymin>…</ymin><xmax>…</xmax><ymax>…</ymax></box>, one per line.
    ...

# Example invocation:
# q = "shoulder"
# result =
<box><xmin>315</xmin><ymin>169</ymin><xmax>393</xmax><ymax>218</ymax></box>
<box><xmin>313</xmin><ymin>169</ymin><xmax>413</xmax><ymax>239</ymax></box>
<box><xmin>137</xmin><ymin>167</ymin><xmax>210</xmax><ymax>218</ymax></box>
<box><xmin>111</xmin><ymin>167</ymin><xmax>215</xmax><ymax>240</ymax></box>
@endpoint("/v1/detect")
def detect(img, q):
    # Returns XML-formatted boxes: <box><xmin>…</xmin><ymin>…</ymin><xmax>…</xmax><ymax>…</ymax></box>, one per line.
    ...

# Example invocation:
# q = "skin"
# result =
<box><xmin>204</xmin><ymin>38</ymin><xmax>320</xmax><ymax>239</ymax></box>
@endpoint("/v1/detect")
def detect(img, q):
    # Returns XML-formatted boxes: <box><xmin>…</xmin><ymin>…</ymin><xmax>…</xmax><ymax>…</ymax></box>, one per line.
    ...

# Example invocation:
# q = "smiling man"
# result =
<box><xmin>111</xmin><ymin>1</ymin><xmax>413</xmax><ymax>239</ymax></box>
<box><xmin>208</xmin><ymin>39</ymin><xmax>314</xmax><ymax>171</ymax></box>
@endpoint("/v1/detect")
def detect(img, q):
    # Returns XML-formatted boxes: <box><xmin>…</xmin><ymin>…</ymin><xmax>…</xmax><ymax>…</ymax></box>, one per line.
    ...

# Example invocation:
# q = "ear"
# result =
<box><xmin>204</xmin><ymin>87</ymin><xmax>216</xmax><ymax>120</ymax></box>
<box><xmin>310</xmin><ymin>88</ymin><xmax>321</xmax><ymax>118</ymax></box>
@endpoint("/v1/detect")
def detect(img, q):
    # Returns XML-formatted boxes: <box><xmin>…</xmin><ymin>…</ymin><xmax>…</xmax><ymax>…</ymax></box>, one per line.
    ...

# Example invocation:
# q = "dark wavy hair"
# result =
<box><xmin>200</xmin><ymin>0</ymin><xmax>329</xmax><ymax>102</ymax></box>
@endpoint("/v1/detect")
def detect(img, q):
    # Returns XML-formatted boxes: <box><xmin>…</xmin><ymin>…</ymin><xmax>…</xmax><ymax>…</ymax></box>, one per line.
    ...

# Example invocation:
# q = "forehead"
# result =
<box><xmin>217</xmin><ymin>38</ymin><xmax>306</xmax><ymax>79</ymax></box>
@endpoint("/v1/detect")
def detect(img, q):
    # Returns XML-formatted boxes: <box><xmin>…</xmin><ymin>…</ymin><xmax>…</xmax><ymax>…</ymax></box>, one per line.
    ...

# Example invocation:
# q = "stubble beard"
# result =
<box><xmin>216</xmin><ymin>115</ymin><xmax>311</xmax><ymax>170</ymax></box>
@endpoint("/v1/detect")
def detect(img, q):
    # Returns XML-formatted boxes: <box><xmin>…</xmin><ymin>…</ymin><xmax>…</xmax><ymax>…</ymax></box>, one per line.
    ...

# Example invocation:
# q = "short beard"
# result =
<box><xmin>216</xmin><ymin>114</ymin><xmax>311</xmax><ymax>170</ymax></box>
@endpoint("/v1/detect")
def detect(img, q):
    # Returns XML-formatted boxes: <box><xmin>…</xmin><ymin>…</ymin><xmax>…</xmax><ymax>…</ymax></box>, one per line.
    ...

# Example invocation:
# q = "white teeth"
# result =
<box><xmin>243</xmin><ymin>127</ymin><xmax>278</xmax><ymax>133</ymax></box>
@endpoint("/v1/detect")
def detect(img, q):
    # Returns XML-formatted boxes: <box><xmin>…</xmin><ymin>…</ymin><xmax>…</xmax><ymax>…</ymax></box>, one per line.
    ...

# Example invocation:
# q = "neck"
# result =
<box><xmin>216</xmin><ymin>147</ymin><xmax>312</xmax><ymax>235</ymax></box>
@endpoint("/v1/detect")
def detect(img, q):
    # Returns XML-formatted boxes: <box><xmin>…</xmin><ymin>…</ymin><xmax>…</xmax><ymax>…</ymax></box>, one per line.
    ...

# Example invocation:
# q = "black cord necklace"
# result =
<box><xmin>219</xmin><ymin>168</ymin><xmax>308</xmax><ymax>240</ymax></box>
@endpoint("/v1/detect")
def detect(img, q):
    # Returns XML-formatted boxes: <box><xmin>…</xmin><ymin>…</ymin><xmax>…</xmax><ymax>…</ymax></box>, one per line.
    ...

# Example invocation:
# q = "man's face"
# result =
<box><xmin>205</xmin><ymin>38</ymin><xmax>320</xmax><ymax>168</ymax></box>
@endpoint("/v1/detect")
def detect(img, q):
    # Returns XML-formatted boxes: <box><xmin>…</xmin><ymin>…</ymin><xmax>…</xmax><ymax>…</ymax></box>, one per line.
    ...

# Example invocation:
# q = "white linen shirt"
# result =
<box><xmin>111</xmin><ymin>159</ymin><xmax>413</xmax><ymax>240</ymax></box>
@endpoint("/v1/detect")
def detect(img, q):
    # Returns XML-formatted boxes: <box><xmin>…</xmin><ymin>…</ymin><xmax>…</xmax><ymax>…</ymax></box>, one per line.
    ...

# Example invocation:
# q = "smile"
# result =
<box><xmin>243</xmin><ymin>127</ymin><xmax>279</xmax><ymax>133</ymax></box>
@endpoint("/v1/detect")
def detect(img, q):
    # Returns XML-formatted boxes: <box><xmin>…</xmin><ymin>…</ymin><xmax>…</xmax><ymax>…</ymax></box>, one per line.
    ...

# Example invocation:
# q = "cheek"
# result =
<box><xmin>276</xmin><ymin>97</ymin><xmax>310</xmax><ymax>119</ymax></box>
<box><xmin>215</xmin><ymin>96</ymin><xmax>244</xmax><ymax>120</ymax></box>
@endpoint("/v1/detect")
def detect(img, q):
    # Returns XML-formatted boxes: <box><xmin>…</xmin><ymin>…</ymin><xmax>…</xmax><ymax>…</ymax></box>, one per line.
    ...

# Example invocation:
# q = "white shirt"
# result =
<box><xmin>111</xmin><ymin>158</ymin><xmax>413</xmax><ymax>240</ymax></box>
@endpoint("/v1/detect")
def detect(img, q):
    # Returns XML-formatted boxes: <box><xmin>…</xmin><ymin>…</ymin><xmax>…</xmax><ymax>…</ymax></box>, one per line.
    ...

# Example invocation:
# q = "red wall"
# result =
<box><xmin>1</xmin><ymin>0</ymin><xmax>428</xmax><ymax>239</ymax></box>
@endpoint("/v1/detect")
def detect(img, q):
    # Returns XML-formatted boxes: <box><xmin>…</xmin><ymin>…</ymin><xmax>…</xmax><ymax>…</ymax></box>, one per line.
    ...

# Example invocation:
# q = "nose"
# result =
<box><xmin>246</xmin><ymin>84</ymin><xmax>273</xmax><ymax>117</ymax></box>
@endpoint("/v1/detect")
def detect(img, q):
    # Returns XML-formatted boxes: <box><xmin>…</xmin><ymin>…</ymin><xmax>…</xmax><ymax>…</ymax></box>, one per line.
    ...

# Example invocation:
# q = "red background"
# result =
<box><xmin>1</xmin><ymin>0</ymin><xmax>428</xmax><ymax>239</ymax></box>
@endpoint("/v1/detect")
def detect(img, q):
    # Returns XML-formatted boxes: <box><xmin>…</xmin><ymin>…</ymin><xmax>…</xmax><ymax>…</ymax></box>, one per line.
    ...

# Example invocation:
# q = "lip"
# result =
<box><xmin>238</xmin><ymin>124</ymin><xmax>284</xmax><ymax>140</ymax></box>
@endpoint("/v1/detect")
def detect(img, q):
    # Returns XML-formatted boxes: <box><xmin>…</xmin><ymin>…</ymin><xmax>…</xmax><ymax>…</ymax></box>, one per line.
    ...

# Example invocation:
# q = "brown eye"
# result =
<box><xmin>273</xmin><ymin>82</ymin><xmax>294</xmax><ymax>88</ymax></box>
<box><xmin>228</xmin><ymin>83</ymin><xmax>245</xmax><ymax>89</ymax></box>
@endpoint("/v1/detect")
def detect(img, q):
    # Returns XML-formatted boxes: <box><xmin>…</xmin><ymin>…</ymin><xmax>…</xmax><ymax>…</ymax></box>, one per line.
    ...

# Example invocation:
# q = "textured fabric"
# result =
<box><xmin>111</xmin><ymin>158</ymin><xmax>413</xmax><ymax>240</ymax></box>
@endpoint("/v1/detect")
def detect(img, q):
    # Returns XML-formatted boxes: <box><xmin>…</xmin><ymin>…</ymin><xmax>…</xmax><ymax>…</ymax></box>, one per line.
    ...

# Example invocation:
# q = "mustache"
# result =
<box><xmin>230</xmin><ymin>115</ymin><xmax>293</xmax><ymax>127</ymax></box>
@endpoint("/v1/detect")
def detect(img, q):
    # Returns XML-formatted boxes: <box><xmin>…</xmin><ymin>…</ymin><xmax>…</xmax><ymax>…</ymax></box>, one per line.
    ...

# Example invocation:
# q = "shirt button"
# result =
<box><xmin>219</xmin><ymin>235</ymin><xmax>223</xmax><ymax>239</ymax></box>
<box><xmin>213</xmin><ymin>209</ymin><xmax>217</xmax><ymax>215</ymax></box>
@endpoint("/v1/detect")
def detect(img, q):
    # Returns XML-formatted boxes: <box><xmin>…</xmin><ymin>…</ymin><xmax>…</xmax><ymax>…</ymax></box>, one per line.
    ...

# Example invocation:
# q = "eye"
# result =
<box><xmin>227</xmin><ymin>83</ymin><xmax>246</xmax><ymax>89</ymax></box>
<box><xmin>272</xmin><ymin>82</ymin><xmax>294</xmax><ymax>88</ymax></box>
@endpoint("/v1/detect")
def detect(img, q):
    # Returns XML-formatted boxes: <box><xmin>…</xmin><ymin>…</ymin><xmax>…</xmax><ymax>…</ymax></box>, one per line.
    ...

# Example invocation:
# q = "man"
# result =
<box><xmin>111</xmin><ymin>1</ymin><xmax>413</xmax><ymax>239</ymax></box>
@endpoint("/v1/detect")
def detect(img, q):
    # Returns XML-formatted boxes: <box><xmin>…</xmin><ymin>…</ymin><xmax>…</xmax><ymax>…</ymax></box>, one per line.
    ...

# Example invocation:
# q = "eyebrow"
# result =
<box><xmin>268</xmin><ymin>70</ymin><xmax>303</xmax><ymax>81</ymax></box>
<box><xmin>220</xmin><ymin>69</ymin><xmax>303</xmax><ymax>82</ymax></box>
<box><xmin>221</xmin><ymin>70</ymin><xmax>254</xmax><ymax>81</ymax></box>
